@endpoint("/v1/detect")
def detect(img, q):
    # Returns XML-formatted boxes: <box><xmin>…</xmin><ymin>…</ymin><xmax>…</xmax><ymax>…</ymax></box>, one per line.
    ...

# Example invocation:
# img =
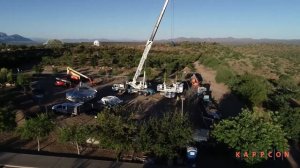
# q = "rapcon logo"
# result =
<box><xmin>235</xmin><ymin>151</ymin><xmax>289</xmax><ymax>160</ymax></box>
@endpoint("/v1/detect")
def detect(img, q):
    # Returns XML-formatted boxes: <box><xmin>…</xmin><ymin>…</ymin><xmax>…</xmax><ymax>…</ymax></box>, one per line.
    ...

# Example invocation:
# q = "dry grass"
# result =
<box><xmin>229</xmin><ymin>44</ymin><xmax>300</xmax><ymax>83</ymax></box>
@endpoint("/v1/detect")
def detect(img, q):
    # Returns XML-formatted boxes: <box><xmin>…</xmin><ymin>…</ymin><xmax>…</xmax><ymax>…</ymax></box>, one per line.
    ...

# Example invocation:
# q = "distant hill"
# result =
<box><xmin>164</xmin><ymin>37</ymin><xmax>300</xmax><ymax>45</ymax></box>
<box><xmin>0</xmin><ymin>32</ymin><xmax>35</xmax><ymax>44</ymax></box>
<box><xmin>61</xmin><ymin>38</ymin><xmax>112</xmax><ymax>43</ymax></box>
<box><xmin>6</xmin><ymin>34</ymin><xmax>300</xmax><ymax>45</ymax></box>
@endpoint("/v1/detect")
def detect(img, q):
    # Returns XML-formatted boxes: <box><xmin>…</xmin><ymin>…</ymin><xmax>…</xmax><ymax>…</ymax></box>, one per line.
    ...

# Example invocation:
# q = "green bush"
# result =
<box><xmin>200</xmin><ymin>56</ymin><xmax>221</xmax><ymax>69</ymax></box>
<box><xmin>212</xmin><ymin>108</ymin><xmax>288</xmax><ymax>165</ymax></box>
<box><xmin>215</xmin><ymin>66</ymin><xmax>235</xmax><ymax>84</ymax></box>
<box><xmin>230</xmin><ymin>74</ymin><xmax>270</xmax><ymax>106</ymax></box>
<box><xmin>277</xmin><ymin>75</ymin><xmax>298</xmax><ymax>92</ymax></box>
<box><xmin>0</xmin><ymin>68</ymin><xmax>8</xmax><ymax>84</ymax></box>
<box><xmin>0</xmin><ymin>106</ymin><xmax>16</xmax><ymax>132</ymax></box>
<box><xmin>45</xmin><ymin>39</ymin><xmax>63</xmax><ymax>48</ymax></box>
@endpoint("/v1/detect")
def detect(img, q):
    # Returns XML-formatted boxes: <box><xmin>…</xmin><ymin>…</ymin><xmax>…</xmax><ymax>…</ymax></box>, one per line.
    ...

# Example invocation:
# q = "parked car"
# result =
<box><xmin>98</xmin><ymin>96</ymin><xmax>123</xmax><ymax>108</ymax></box>
<box><xmin>52</xmin><ymin>102</ymin><xmax>84</xmax><ymax>116</ymax></box>
<box><xmin>54</xmin><ymin>77</ymin><xmax>71</xmax><ymax>87</ymax></box>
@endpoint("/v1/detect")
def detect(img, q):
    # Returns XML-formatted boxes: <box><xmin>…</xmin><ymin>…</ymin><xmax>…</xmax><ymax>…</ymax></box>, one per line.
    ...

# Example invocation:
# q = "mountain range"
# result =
<box><xmin>0</xmin><ymin>32</ymin><xmax>34</xmax><ymax>44</ymax></box>
<box><xmin>166</xmin><ymin>37</ymin><xmax>300</xmax><ymax>45</ymax></box>
<box><xmin>1</xmin><ymin>32</ymin><xmax>300</xmax><ymax>45</ymax></box>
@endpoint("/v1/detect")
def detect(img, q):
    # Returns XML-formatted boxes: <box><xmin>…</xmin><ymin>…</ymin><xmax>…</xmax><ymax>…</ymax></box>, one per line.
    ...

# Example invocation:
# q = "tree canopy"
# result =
<box><xmin>0</xmin><ymin>106</ymin><xmax>16</xmax><ymax>132</ymax></box>
<box><xmin>58</xmin><ymin>124</ymin><xmax>91</xmax><ymax>155</ymax></box>
<box><xmin>17</xmin><ymin>114</ymin><xmax>54</xmax><ymax>151</ymax></box>
<box><xmin>96</xmin><ymin>108</ymin><xmax>136</xmax><ymax>160</ymax></box>
<box><xmin>137</xmin><ymin>112</ymin><xmax>193</xmax><ymax>159</ymax></box>
<box><xmin>212</xmin><ymin>108</ymin><xmax>288</xmax><ymax>164</ymax></box>
<box><xmin>229</xmin><ymin>74</ymin><xmax>270</xmax><ymax>106</ymax></box>
<box><xmin>45</xmin><ymin>39</ymin><xmax>64</xmax><ymax>48</ymax></box>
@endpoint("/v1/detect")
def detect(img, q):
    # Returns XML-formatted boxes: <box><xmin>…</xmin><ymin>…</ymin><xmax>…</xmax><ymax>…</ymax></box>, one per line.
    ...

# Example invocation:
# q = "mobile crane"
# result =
<box><xmin>112</xmin><ymin>0</ymin><xmax>170</xmax><ymax>95</ymax></box>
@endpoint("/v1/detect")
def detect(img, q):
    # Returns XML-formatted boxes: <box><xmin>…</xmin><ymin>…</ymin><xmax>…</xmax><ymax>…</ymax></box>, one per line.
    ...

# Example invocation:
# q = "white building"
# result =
<box><xmin>93</xmin><ymin>40</ymin><xmax>100</xmax><ymax>46</ymax></box>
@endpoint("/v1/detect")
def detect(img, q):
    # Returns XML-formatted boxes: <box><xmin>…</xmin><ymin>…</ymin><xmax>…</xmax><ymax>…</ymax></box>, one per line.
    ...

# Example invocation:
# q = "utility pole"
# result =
<box><xmin>180</xmin><ymin>95</ymin><xmax>185</xmax><ymax>117</ymax></box>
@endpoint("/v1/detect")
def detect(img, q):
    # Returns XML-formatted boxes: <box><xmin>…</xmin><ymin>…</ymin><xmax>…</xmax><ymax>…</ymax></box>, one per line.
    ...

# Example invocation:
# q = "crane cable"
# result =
<box><xmin>171</xmin><ymin>0</ymin><xmax>175</xmax><ymax>45</ymax></box>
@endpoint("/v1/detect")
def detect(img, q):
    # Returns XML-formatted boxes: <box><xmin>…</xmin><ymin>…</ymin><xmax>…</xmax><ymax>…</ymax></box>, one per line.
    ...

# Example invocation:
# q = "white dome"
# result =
<box><xmin>93</xmin><ymin>40</ymin><xmax>100</xmax><ymax>46</ymax></box>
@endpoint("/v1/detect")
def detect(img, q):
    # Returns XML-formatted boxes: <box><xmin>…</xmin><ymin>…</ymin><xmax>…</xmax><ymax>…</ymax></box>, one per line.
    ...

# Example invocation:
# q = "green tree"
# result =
<box><xmin>230</xmin><ymin>74</ymin><xmax>270</xmax><ymax>106</ymax></box>
<box><xmin>212</xmin><ymin>108</ymin><xmax>288</xmax><ymax>165</ymax></box>
<box><xmin>145</xmin><ymin>67</ymin><xmax>153</xmax><ymax>80</ymax></box>
<box><xmin>267</xmin><ymin>92</ymin><xmax>300</xmax><ymax>141</ymax></box>
<box><xmin>0</xmin><ymin>68</ymin><xmax>8</xmax><ymax>84</ymax></box>
<box><xmin>78</xmin><ymin>54</ymin><xmax>86</xmax><ymax>65</ymax></box>
<box><xmin>277</xmin><ymin>107</ymin><xmax>300</xmax><ymax>141</ymax></box>
<box><xmin>45</xmin><ymin>39</ymin><xmax>64</xmax><ymax>48</ymax></box>
<box><xmin>16</xmin><ymin>73</ymin><xmax>29</xmax><ymax>94</ymax></box>
<box><xmin>17</xmin><ymin>114</ymin><xmax>54</xmax><ymax>151</ymax></box>
<box><xmin>138</xmin><ymin>112</ymin><xmax>193</xmax><ymax>159</ymax></box>
<box><xmin>135</xmin><ymin>122</ymin><xmax>152</xmax><ymax>153</ymax></box>
<box><xmin>58</xmin><ymin>124</ymin><xmax>91</xmax><ymax>155</ymax></box>
<box><xmin>6</xmin><ymin>70</ymin><xmax>13</xmax><ymax>84</ymax></box>
<box><xmin>96</xmin><ymin>108</ymin><xmax>136</xmax><ymax>161</ymax></box>
<box><xmin>0</xmin><ymin>106</ymin><xmax>16</xmax><ymax>132</ymax></box>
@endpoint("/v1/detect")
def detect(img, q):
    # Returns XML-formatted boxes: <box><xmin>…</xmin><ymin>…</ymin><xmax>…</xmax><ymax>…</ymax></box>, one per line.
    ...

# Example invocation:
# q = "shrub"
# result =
<box><xmin>0</xmin><ymin>68</ymin><xmax>8</xmax><ymax>84</ymax></box>
<box><xmin>215</xmin><ymin>66</ymin><xmax>235</xmax><ymax>84</ymax></box>
<box><xmin>230</xmin><ymin>74</ymin><xmax>270</xmax><ymax>106</ymax></box>
<box><xmin>277</xmin><ymin>75</ymin><xmax>298</xmax><ymax>92</ymax></box>
<box><xmin>200</xmin><ymin>56</ymin><xmax>221</xmax><ymax>69</ymax></box>
<box><xmin>0</xmin><ymin>106</ymin><xmax>16</xmax><ymax>132</ymax></box>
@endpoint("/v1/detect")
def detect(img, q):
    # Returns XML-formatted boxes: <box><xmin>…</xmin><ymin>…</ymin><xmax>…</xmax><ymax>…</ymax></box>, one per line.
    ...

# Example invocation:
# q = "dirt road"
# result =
<box><xmin>193</xmin><ymin>61</ymin><xmax>245</xmax><ymax>118</ymax></box>
<box><xmin>193</xmin><ymin>62</ymin><xmax>230</xmax><ymax>103</ymax></box>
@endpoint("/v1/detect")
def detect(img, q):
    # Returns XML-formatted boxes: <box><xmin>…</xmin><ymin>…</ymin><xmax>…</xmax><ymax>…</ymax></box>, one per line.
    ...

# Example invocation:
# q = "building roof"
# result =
<box><xmin>66</xmin><ymin>83</ymin><xmax>97</xmax><ymax>102</ymax></box>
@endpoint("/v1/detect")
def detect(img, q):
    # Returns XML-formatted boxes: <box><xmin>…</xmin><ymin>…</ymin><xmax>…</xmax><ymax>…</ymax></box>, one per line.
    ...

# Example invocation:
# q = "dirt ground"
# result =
<box><xmin>1</xmin><ymin>66</ymin><xmax>177</xmax><ymax>160</ymax></box>
<box><xmin>1</xmin><ymin>62</ymin><xmax>245</xmax><ymax>162</ymax></box>
<box><xmin>193</xmin><ymin>62</ymin><xmax>230</xmax><ymax>103</ymax></box>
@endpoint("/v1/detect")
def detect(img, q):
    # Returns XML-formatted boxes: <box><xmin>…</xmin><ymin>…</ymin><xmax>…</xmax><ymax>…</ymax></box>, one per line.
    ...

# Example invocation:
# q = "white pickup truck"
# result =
<box><xmin>52</xmin><ymin>102</ymin><xmax>84</xmax><ymax>116</ymax></box>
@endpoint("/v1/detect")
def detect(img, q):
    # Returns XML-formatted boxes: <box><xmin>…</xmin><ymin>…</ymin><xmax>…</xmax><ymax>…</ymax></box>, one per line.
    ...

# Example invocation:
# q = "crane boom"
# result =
<box><xmin>132</xmin><ymin>0</ymin><xmax>169</xmax><ymax>83</ymax></box>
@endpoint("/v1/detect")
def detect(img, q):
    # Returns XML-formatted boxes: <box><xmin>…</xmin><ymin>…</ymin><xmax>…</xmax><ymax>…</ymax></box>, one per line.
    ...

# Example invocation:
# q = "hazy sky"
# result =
<box><xmin>0</xmin><ymin>0</ymin><xmax>299</xmax><ymax>40</ymax></box>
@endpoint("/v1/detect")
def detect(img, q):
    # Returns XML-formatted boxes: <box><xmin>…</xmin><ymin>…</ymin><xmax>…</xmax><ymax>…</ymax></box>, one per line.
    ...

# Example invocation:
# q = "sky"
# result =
<box><xmin>0</xmin><ymin>0</ymin><xmax>300</xmax><ymax>40</ymax></box>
